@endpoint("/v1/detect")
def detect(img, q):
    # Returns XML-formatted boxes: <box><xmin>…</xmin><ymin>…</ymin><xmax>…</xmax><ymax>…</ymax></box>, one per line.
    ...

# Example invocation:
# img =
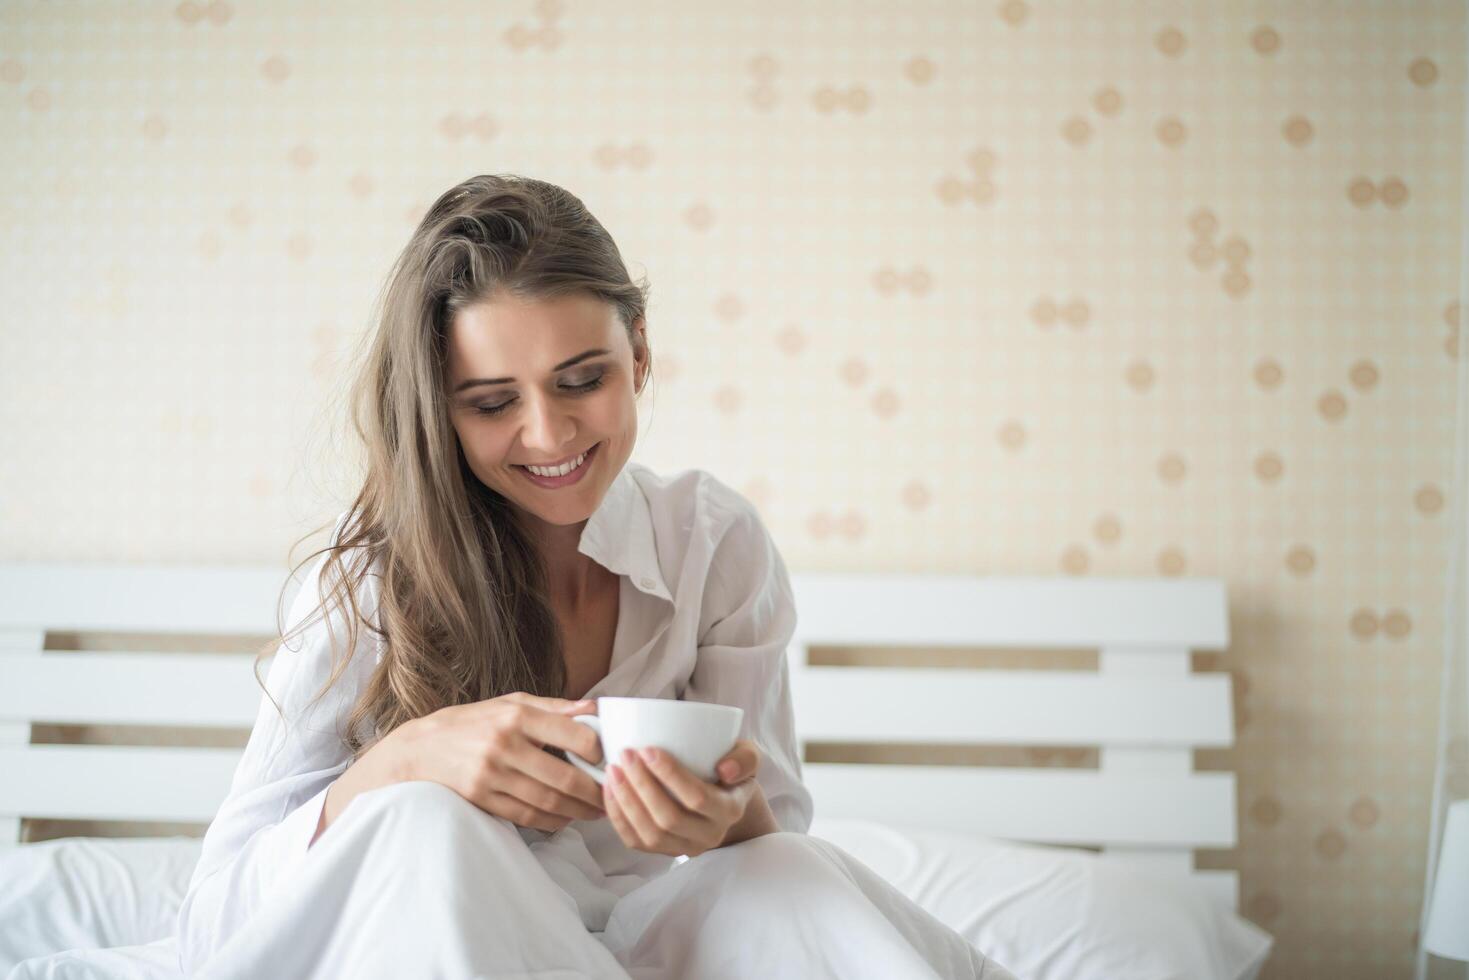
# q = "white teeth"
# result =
<box><xmin>526</xmin><ymin>451</ymin><xmax>587</xmax><ymax>478</ymax></box>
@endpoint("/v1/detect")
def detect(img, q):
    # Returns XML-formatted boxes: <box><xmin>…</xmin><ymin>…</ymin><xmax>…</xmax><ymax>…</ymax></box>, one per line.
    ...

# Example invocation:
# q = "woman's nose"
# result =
<box><xmin>521</xmin><ymin>395</ymin><xmax>575</xmax><ymax>453</ymax></box>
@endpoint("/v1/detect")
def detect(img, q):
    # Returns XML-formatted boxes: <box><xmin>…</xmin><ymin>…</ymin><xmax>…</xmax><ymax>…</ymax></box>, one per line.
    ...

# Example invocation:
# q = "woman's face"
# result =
<box><xmin>444</xmin><ymin>291</ymin><xmax>648</xmax><ymax>531</ymax></box>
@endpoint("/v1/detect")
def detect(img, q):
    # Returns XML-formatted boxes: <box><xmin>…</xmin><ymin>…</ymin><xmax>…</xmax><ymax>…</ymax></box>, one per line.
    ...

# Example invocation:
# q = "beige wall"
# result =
<box><xmin>1</xmin><ymin>2</ymin><xmax>1465</xmax><ymax>977</ymax></box>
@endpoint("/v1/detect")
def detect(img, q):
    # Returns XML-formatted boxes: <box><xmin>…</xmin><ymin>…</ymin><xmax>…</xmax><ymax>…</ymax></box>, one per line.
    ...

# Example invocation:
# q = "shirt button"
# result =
<box><xmin>640</xmin><ymin>577</ymin><xmax>657</xmax><ymax>590</ymax></box>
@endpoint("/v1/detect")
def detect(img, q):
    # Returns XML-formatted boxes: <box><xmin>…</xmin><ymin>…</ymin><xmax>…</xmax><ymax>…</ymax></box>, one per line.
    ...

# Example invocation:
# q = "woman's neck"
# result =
<box><xmin>528</xmin><ymin>516</ymin><xmax>603</xmax><ymax>607</ymax></box>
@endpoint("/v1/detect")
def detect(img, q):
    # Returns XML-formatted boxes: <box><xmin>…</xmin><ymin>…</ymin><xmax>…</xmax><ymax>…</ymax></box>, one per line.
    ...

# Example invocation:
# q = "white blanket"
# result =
<box><xmin>8</xmin><ymin>780</ymin><xmax>1018</xmax><ymax>980</ymax></box>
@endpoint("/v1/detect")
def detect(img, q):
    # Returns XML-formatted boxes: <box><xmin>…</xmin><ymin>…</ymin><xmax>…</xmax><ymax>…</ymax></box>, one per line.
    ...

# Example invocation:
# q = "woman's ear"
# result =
<box><xmin>636</xmin><ymin>352</ymin><xmax>652</xmax><ymax>395</ymax></box>
<box><xmin>632</xmin><ymin>319</ymin><xmax>651</xmax><ymax>394</ymax></box>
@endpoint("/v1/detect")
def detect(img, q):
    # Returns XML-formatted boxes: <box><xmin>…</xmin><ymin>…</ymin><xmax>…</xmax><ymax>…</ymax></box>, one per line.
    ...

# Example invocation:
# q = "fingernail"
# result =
<box><xmin>719</xmin><ymin>761</ymin><xmax>738</xmax><ymax>780</ymax></box>
<box><xmin>608</xmin><ymin>764</ymin><xmax>623</xmax><ymax>785</ymax></box>
<box><xmin>639</xmin><ymin>747</ymin><xmax>657</xmax><ymax>764</ymax></box>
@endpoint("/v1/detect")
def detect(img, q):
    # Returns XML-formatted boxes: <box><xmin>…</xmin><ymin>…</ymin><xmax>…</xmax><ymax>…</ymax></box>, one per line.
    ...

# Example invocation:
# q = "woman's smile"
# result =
<box><xmin>515</xmin><ymin>441</ymin><xmax>599</xmax><ymax>488</ymax></box>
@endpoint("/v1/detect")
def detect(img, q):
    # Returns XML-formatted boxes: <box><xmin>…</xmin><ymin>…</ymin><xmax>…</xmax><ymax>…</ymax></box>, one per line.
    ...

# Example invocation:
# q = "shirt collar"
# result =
<box><xmin>576</xmin><ymin>463</ymin><xmax>672</xmax><ymax>603</ymax></box>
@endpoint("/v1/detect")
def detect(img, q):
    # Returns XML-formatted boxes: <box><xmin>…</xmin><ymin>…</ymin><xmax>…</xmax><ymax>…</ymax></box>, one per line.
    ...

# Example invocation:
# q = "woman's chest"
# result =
<box><xmin>556</xmin><ymin>579</ymin><xmax>621</xmax><ymax>701</ymax></box>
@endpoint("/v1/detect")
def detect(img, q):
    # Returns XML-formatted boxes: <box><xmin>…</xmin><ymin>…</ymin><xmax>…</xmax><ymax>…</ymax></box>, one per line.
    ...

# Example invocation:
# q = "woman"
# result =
<box><xmin>173</xmin><ymin>174</ymin><xmax>1017</xmax><ymax>979</ymax></box>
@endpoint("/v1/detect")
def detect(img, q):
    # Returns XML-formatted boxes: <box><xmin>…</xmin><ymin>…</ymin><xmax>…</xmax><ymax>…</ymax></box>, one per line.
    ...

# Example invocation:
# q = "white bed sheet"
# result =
<box><xmin>4</xmin><ymin>938</ymin><xmax>182</xmax><ymax>980</ymax></box>
<box><xmin>1</xmin><ymin>813</ymin><xmax>1273</xmax><ymax>980</ymax></box>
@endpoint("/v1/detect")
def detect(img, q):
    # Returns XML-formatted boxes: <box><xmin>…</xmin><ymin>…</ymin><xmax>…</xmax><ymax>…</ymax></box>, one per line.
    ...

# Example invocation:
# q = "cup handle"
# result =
<box><xmin>567</xmin><ymin>714</ymin><xmax>607</xmax><ymax>785</ymax></box>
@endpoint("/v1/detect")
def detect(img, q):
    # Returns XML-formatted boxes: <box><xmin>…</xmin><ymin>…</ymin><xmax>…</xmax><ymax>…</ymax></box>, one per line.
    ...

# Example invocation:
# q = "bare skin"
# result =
<box><xmin>553</xmin><ymin>569</ymin><xmax>618</xmax><ymax>702</ymax></box>
<box><xmin>310</xmin><ymin>293</ymin><xmax>775</xmax><ymax>853</ymax></box>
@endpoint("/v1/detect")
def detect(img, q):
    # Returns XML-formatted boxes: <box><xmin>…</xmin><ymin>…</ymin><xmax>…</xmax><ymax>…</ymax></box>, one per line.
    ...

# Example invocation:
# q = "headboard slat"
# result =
<box><xmin>0</xmin><ymin>564</ymin><xmax>287</xmax><ymax>635</ymax></box>
<box><xmin>801</xmin><ymin>762</ymin><xmax>1237</xmax><ymax>849</ymax></box>
<box><xmin>0</xmin><ymin>746</ymin><xmax>1239</xmax><ymax>849</ymax></box>
<box><xmin>0</xmin><ymin>745</ymin><xmax>239</xmax><ymax>824</ymax></box>
<box><xmin>791</xmin><ymin>575</ymin><xmax>1229</xmax><ymax>649</ymax></box>
<box><xmin>0</xmin><ymin>653</ymin><xmax>262</xmax><ymax>727</ymax></box>
<box><xmin>788</xmin><ymin>667</ymin><xmax>1231</xmax><ymax>746</ymax></box>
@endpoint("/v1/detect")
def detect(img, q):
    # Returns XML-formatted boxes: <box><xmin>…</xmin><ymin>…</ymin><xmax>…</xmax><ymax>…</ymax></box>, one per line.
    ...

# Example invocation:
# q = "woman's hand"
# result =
<box><xmin>393</xmin><ymin>692</ymin><xmax>607</xmax><ymax>833</ymax></box>
<box><xmin>602</xmin><ymin>738</ymin><xmax>762</xmax><ymax>857</ymax></box>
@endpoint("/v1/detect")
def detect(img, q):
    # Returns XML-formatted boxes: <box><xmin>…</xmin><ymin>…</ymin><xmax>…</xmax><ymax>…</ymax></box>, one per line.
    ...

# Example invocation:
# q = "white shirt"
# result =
<box><xmin>174</xmin><ymin>461</ymin><xmax>814</xmax><ymax>972</ymax></box>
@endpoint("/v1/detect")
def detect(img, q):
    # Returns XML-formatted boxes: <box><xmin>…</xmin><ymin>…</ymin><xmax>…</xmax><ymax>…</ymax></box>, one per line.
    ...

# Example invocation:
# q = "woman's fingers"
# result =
<box><xmin>494</xmin><ymin>761</ymin><xmax>605</xmax><ymax>821</ymax></box>
<box><xmin>501</xmin><ymin>691</ymin><xmax>594</xmax><ymax>714</ymax></box>
<box><xmin>603</xmin><ymin>779</ymin><xmax>641</xmax><ymax>848</ymax></box>
<box><xmin>516</xmin><ymin>705</ymin><xmax>605</xmax><ymax>768</ymax></box>
<box><xmin>509</xmin><ymin>735</ymin><xmax>607</xmax><ymax>812</ymax></box>
<box><xmin>616</xmin><ymin>751</ymin><xmax>711</xmax><ymax>836</ymax></box>
<box><xmin>715</xmin><ymin>740</ymin><xmax>760</xmax><ymax>785</ymax></box>
<box><xmin>606</xmin><ymin>763</ymin><xmax>702</xmax><ymax>854</ymax></box>
<box><xmin>481</xmin><ymin>789</ymin><xmax>572</xmax><ymax>834</ymax></box>
<box><xmin>637</xmin><ymin>748</ymin><xmax>723</xmax><ymax>814</ymax></box>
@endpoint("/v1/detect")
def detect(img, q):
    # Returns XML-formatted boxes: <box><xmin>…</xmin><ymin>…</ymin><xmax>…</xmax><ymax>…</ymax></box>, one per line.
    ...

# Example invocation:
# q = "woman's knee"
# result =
<box><xmin>703</xmin><ymin>830</ymin><xmax>833</xmax><ymax>884</ymax></box>
<box><xmin>343</xmin><ymin>779</ymin><xmax>518</xmax><ymax>839</ymax></box>
<box><xmin>729</xmin><ymin>830</ymin><xmax>823</xmax><ymax>859</ymax></box>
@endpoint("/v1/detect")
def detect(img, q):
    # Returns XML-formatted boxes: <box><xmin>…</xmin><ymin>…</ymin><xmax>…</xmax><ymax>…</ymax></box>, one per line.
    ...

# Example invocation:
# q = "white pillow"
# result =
<box><xmin>808</xmin><ymin>816</ymin><xmax>1274</xmax><ymax>980</ymax></box>
<box><xmin>0</xmin><ymin>836</ymin><xmax>201</xmax><ymax>973</ymax></box>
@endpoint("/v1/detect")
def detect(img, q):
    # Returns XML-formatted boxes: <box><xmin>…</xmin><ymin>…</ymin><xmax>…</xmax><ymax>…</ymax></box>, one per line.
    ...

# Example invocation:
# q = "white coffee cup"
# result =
<box><xmin>568</xmin><ymin>696</ymin><xmax>743</xmax><ymax>785</ymax></box>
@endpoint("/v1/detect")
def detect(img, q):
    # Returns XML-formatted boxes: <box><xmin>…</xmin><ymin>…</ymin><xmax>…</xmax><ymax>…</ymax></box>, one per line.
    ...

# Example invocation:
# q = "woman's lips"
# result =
<box><xmin>515</xmin><ymin>442</ymin><xmax>598</xmax><ymax>488</ymax></box>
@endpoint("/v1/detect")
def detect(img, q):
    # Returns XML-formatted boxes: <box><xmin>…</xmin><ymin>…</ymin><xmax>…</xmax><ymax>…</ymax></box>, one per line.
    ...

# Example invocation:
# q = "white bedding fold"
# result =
<box><xmin>179</xmin><ymin>779</ymin><xmax>1018</xmax><ymax>980</ymax></box>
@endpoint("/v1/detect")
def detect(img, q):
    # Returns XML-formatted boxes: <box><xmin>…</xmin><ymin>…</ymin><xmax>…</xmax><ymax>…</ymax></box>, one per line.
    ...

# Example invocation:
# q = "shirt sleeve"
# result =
<box><xmin>682</xmin><ymin>493</ymin><xmax>814</xmax><ymax>835</ymax></box>
<box><xmin>174</xmin><ymin>515</ymin><xmax>383</xmax><ymax>974</ymax></box>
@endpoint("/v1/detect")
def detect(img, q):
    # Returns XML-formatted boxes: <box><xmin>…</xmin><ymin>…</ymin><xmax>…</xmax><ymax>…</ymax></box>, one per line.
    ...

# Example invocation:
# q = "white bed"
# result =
<box><xmin>0</xmin><ymin>563</ymin><xmax>1274</xmax><ymax>979</ymax></box>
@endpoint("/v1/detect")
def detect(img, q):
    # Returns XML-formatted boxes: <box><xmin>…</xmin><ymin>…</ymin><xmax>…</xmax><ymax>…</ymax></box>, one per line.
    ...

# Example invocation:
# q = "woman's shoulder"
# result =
<box><xmin>314</xmin><ymin>510</ymin><xmax>386</xmax><ymax>592</ymax></box>
<box><xmin>624</xmin><ymin>461</ymin><xmax>770</xmax><ymax>546</ymax></box>
<box><xmin>279</xmin><ymin>510</ymin><xmax>386</xmax><ymax>654</ymax></box>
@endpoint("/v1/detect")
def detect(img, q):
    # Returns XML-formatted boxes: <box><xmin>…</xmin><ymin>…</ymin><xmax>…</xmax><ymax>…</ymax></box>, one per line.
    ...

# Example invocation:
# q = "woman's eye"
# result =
<box><xmin>475</xmin><ymin>402</ymin><xmax>512</xmax><ymax>416</ymax></box>
<box><xmin>472</xmin><ymin>374</ymin><xmax>606</xmax><ymax>417</ymax></box>
<box><xmin>567</xmin><ymin>374</ymin><xmax>606</xmax><ymax>393</ymax></box>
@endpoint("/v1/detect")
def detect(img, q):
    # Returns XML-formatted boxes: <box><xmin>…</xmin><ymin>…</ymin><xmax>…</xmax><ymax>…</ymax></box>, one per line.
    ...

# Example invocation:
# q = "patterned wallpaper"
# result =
<box><xmin>1</xmin><ymin>2</ymin><xmax>1464</xmax><ymax>977</ymax></box>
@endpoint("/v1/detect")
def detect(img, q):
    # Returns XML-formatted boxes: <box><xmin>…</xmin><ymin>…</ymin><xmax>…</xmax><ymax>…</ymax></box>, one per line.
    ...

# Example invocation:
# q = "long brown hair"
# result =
<box><xmin>255</xmin><ymin>173</ymin><xmax>653</xmax><ymax>758</ymax></box>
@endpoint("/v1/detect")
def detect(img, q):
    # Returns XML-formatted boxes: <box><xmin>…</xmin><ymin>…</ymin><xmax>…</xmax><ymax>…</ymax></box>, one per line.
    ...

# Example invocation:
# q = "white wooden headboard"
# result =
<box><xmin>786</xmin><ymin>573</ymin><xmax>1237</xmax><ymax>910</ymax></box>
<box><xmin>0</xmin><ymin>563</ymin><xmax>1239</xmax><ymax>911</ymax></box>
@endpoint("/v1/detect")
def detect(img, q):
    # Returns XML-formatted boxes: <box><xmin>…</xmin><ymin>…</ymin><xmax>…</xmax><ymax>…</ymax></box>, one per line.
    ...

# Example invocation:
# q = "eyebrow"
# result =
<box><xmin>452</xmin><ymin>348</ymin><xmax>612</xmax><ymax>394</ymax></box>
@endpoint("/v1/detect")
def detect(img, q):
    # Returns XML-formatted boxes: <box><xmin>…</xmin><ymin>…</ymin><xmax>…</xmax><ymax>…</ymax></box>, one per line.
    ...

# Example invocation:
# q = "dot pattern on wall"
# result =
<box><xmin>901</xmin><ymin>479</ymin><xmax>931</xmax><ymax>513</ymax></box>
<box><xmin>0</xmin><ymin>4</ymin><xmax>1463</xmax><ymax>977</ymax></box>
<box><xmin>1443</xmin><ymin>299</ymin><xmax>1461</xmax><ymax>359</ymax></box>
<box><xmin>1187</xmin><ymin>207</ymin><xmax>1251</xmax><ymax>298</ymax></box>
<box><xmin>174</xmin><ymin>1</ymin><xmax>233</xmax><ymax>27</ymax></box>
<box><xmin>1093</xmin><ymin>513</ymin><xmax>1121</xmax><ymax>545</ymax></box>
<box><xmin>1157</xmin><ymin>547</ymin><xmax>1187</xmax><ymax>577</ymax></box>
<box><xmin>1124</xmin><ymin>358</ymin><xmax>1154</xmax><ymax>392</ymax></box>
<box><xmin>683</xmin><ymin>201</ymin><xmax>714</xmax><ymax>231</ymax></box>
<box><xmin>1032</xmin><ymin>296</ymin><xmax>1091</xmax><ymax>330</ymax></box>
<box><xmin>438</xmin><ymin>113</ymin><xmax>498</xmax><ymax>143</ymax></box>
<box><xmin>812</xmin><ymin>83</ymin><xmax>871</xmax><ymax>115</ymax></box>
<box><xmin>749</xmin><ymin>52</ymin><xmax>780</xmax><ymax>111</ymax></box>
<box><xmin>504</xmin><ymin>0</ymin><xmax>564</xmax><ymax>53</ymax></box>
<box><xmin>1347</xmin><ymin>175</ymin><xmax>1410</xmax><ymax>209</ymax></box>
<box><xmin>1286</xmin><ymin>545</ymin><xmax>1316</xmax><ymax>577</ymax></box>
<box><xmin>937</xmin><ymin>146</ymin><xmax>999</xmax><ymax>206</ymax></box>
<box><xmin>872</xmin><ymin>265</ymin><xmax>933</xmax><ymax>296</ymax></box>
<box><xmin>775</xmin><ymin>324</ymin><xmax>806</xmax><ymax>356</ymax></box>
<box><xmin>807</xmin><ymin>509</ymin><xmax>868</xmax><ymax>542</ymax></box>
<box><xmin>903</xmin><ymin>55</ymin><xmax>936</xmax><ymax>86</ymax></box>
<box><xmin>1158</xmin><ymin>452</ymin><xmax>1187</xmax><ymax>484</ymax></box>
